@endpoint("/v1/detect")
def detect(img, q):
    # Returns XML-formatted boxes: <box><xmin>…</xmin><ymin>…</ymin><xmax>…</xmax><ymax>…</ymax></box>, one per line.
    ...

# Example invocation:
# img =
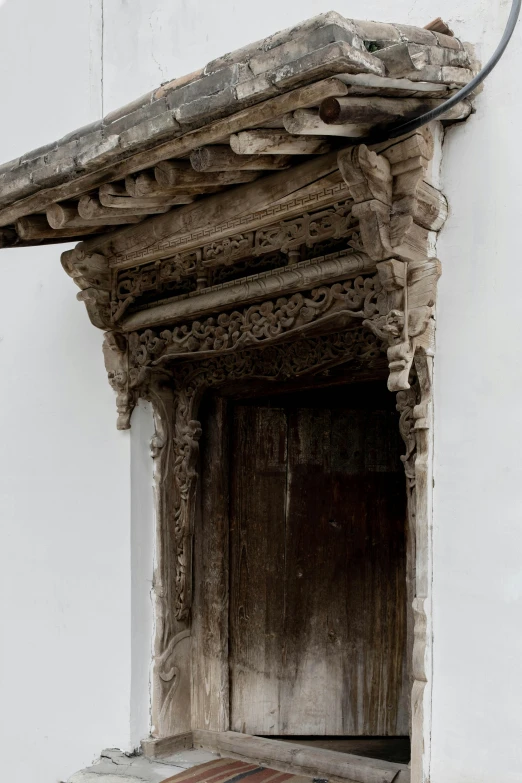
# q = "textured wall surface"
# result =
<box><xmin>0</xmin><ymin>1</ymin><xmax>521</xmax><ymax>782</ymax></box>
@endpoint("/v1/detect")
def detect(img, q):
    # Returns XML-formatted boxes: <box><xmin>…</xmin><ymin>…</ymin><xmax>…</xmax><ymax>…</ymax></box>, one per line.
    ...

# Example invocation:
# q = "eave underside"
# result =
<box><xmin>0</xmin><ymin>11</ymin><xmax>473</xmax><ymax>252</ymax></box>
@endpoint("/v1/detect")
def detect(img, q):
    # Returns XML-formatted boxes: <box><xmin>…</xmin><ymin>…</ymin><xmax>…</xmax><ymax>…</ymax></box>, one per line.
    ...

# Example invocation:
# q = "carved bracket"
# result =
<box><xmin>339</xmin><ymin>130</ymin><xmax>446</xmax><ymax>392</ymax></box>
<box><xmin>102</xmin><ymin>331</ymin><xmax>138</xmax><ymax>430</ymax></box>
<box><xmin>62</xmin><ymin>247</ymin><xmax>113</xmax><ymax>330</ymax></box>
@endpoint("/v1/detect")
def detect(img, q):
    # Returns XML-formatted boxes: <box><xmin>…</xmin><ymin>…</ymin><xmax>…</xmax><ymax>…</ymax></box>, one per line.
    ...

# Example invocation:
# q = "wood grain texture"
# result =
<box><xmin>229</xmin><ymin>405</ymin><xmax>288</xmax><ymax>736</ymax></box>
<box><xmin>229</xmin><ymin>382</ymin><xmax>408</xmax><ymax>737</ymax></box>
<box><xmin>0</xmin><ymin>78</ymin><xmax>349</xmax><ymax>229</ymax></box>
<box><xmin>192</xmin><ymin>395</ymin><xmax>230</xmax><ymax>732</ymax></box>
<box><xmin>141</xmin><ymin>731</ymin><xmax>193</xmax><ymax>758</ymax></box>
<box><xmin>193</xmin><ymin>731</ymin><xmax>410</xmax><ymax>783</ymax></box>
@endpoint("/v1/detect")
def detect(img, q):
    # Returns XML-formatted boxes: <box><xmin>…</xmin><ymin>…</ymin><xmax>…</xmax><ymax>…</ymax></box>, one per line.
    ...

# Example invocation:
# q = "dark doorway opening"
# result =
<box><xmin>272</xmin><ymin>736</ymin><xmax>410</xmax><ymax>765</ymax></box>
<box><xmin>227</xmin><ymin>381</ymin><xmax>408</xmax><ymax>746</ymax></box>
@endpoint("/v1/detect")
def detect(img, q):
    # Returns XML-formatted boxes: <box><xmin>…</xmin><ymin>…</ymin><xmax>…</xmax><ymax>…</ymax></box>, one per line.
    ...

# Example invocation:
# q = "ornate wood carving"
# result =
<box><xmin>113</xmin><ymin>200</ymin><xmax>360</xmax><ymax>320</ymax></box>
<box><xmin>102</xmin><ymin>331</ymin><xmax>137</xmax><ymax>430</ymax></box>
<box><xmin>62</xmin><ymin>248</ymin><xmax>113</xmax><ymax>330</ymax></box>
<box><xmin>338</xmin><ymin>130</ymin><xmax>445</xmax><ymax>392</ymax></box>
<box><xmin>90</xmin><ymin>133</ymin><xmax>443</xmax><ymax>779</ymax></box>
<box><xmin>126</xmin><ymin>275</ymin><xmax>383</xmax><ymax>360</ymax></box>
<box><xmin>111</xmin><ymin>175</ymin><xmax>350</xmax><ymax>267</ymax></box>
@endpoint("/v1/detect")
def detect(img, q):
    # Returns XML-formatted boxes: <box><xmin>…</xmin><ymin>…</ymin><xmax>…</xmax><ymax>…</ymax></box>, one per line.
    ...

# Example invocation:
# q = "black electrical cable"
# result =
<box><xmin>363</xmin><ymin>0</ymin><xmax>522</xmax><ymax>144</ymax></box>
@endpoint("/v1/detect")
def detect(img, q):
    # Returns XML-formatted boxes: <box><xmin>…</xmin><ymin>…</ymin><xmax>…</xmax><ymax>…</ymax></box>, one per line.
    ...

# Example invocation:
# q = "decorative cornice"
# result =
<box><xmin>113</xmin><ymin>177</ymin><xmax>351</xmax><ymax>268</ymax></box>
<box><xmin>112</xmin><ymin>198</ymin><xmax>360</xmax><ymax>321</ymax></box>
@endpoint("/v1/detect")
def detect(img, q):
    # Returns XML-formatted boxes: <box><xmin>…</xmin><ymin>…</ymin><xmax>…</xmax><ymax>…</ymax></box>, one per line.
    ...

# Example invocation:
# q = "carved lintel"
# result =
<box><xmin>125</xmin><ymin>272</ymin><xmax>385</xmax><ymax>363</ymax></box>
<box><xmin>102</xmin><ymin>331</ymin><xmax>137</xmax><ymax>430</ymax></box>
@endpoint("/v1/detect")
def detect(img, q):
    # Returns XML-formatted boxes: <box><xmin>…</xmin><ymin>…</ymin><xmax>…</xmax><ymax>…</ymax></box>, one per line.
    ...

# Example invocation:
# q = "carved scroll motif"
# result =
<box><xmin>117</xmin><ymin>180</ymin><xmax>350</xmax><ymax>266</ymax></box>
<box><xmin>338</xmin><ymin>131</ymin><xmax>446</xmax><ymax>392</ymax></box>
<box><xmin>126</xmin><ymin>273</ymin><xmax>385</xmax><ymax>362</ymax></box>
<box><xmin>146</xmin><ymin>381</ymin><xmax>201</xmax><ymax>736</ymax></box>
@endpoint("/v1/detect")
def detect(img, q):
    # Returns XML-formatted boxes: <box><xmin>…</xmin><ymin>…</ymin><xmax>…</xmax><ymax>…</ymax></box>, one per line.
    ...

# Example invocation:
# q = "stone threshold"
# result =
<box><xmin>68</xmin><ymin>748</ymin><xmax>218</xmax><ymax>783</ymax></box>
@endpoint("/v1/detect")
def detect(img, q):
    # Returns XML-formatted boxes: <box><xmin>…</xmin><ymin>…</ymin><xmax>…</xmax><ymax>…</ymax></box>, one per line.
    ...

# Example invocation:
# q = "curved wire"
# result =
<box><xmin>363</xmin><ymin>0</ymin><xmax>522</xmax><ymax>144</ymax></box>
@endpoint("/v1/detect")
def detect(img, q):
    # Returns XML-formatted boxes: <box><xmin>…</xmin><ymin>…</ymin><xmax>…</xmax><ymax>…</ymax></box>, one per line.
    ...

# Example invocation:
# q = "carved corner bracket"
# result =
<box><xmin>338</xmin><ymin>130</ymin><xmax>445</xmax><ymax>391</ymax></box>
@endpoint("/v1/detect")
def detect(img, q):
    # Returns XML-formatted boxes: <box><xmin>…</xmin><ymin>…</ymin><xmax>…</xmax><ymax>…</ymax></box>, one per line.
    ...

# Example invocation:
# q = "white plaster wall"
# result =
<box><xmin>1</xmin><ymin>0</ymin><xmax>522</xmax><ymax>781</ymax></box>
<box><xmin>0</xmin><ymin>2</ymin><xmax>152</xmax><ymax>781</ymax></box>
<box><xmin>433</xmin><ymin>7</ymin><xmax>522</xmax><ymax>783</ymax></box>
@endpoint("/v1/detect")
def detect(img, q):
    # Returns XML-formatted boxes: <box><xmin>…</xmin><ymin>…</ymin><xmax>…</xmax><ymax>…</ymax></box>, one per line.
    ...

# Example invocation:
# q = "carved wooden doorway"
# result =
<box><xmin>194</xmin><ymin>376</ymin><xmax>409</xmax><ymax>744</ymax></box>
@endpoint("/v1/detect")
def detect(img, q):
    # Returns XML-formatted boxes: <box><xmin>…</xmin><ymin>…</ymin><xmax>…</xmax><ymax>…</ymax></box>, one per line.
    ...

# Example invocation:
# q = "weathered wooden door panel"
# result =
<box><xmin>229</xmin><ymin>383</ymin><xmax>408</xmax><ymax>737</ymax></box>
<box><xmin>229</xmin><ymin>406</ymin><xmax>288</xmax><ymax>735</ymax></box>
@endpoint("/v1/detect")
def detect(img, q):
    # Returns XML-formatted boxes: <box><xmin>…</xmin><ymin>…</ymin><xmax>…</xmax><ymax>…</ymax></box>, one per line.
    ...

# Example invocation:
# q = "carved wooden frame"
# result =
<box><xmin>97</xmin><ymin>128</ymin><xmax>445</xmax><ymax>783</ymax></box>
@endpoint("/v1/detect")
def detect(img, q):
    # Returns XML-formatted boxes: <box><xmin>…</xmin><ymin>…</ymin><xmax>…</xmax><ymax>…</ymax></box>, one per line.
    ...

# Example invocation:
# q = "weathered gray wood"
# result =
<box><xmin>190</xmin><ymin>146</ymin><xmax>290</xmax><ymax>171</ymax></box>
<box><xmin>229</xmin><ymin>405</ymin><xmax>288</xmax><ymax>736</ymax></box>
<box><xmin>48</xmin><ymin>202</ymin><xmax>141</xmax><ymax>230</ymax></box>
<box><xmin>154</xmin><ymin>160</ymin><xmax>259</xmax><ymax>188</ymax></box>
<box><xmin>412</xmin><ymin>179</ymin><xmax>448</xmax><ymax>230</ymax></box>
<box><xmin>194</xmin><ymin>731</ymin><xmax>410</xmax><ymax>783</ymax></box>
<box><xmin>78</xmin><ymin>194</ymin><xmax>171</xmax><ymax>220</ymax></box>
<box><xmin>0</xmin><ymin>78</ymin><xmax>349</xmax><ymax>228</ymax></box>
<box><xmin>141</xmin><ymin>732</ymin><xmax>193</xmax><ymax>759</ymax></box>
<box><xmin>230</xmin><ymin>130</ymin><xmax>330</xmax><ymax>155</ymax></box>
<box><xmin>120</xmin><ymin>253</ymin><xmax>373</xmax><ymax>332</ymax></box>
<box><xmin>192</xmin><ymin>395</ymin><xmax>230</xmax><ymax>732</ymax></box>
<box><xmin>15</xmin><ymin>215</ymin><xmax>101</xmax><ymax>240</ymax></box>
<box><xmin>319</xmin><ymin>95</ymin><xmax>470</xmax><ymax>125</ymax></box>
<box><xmin>125</xmin><ymin>170</ymin><xmax>217</xmax><ymax>199</ymax></box>
<box><xmin>47</xmin><ymin>202</ymin><xmax>102</xmax><ymax>229</ymax></box>
<box><xmin>94</xmin><ymin>149</ymin><xmax>342</xmax><ymax>259</ymax></box>
<box><xmin>335</xmin><ymin>71</ymin><xmax>449</xmax><ymax>97</ymax></box>
<box><xmin>229</xmin><ymin>385</ymin><xmax>407</xmax><ymax>737</ymax></box>
<box><xmin>283</xmin><ymin>109</ymin><xmax>370</xmax><ymax>137</ymax></box>
<box><xmin>98</xmin><ymin>182</ymin><xmax>178</xmax><ymax>210</ymax></box>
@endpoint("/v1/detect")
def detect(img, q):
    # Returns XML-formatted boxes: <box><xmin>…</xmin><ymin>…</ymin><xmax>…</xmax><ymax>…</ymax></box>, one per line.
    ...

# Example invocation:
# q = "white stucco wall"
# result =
<box><xmin>1</xmin><ymin>1</ymin><xmax>521</xmax><ymax>782</ymax></box>
<box><xmin>0</xmin><ymin>2</ymin><xmax>153</xmax><ymax>781</ymax></box>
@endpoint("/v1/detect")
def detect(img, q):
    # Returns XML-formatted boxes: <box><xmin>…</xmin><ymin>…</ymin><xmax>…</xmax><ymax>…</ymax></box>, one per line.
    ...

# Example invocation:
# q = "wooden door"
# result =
<box><xmin>229</xmin><ymin>382</ymin><xmax>408</xmax><ymax>737</ymax></box>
